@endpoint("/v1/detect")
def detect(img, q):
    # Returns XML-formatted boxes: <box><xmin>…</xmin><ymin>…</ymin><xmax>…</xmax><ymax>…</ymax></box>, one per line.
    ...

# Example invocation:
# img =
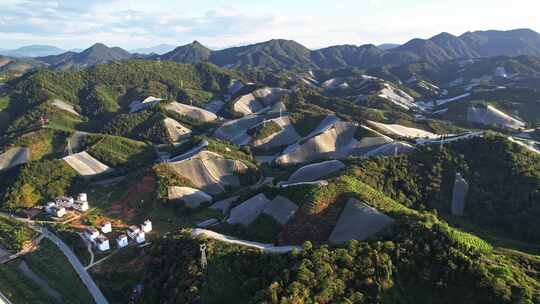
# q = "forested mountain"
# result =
<box><xmin>156</xmin><ymin>28</ymin><xmax>540</xmax><ymax>69</ymax></box>
<box><xmin>37</xmin><ymin>43</ymin><xmax>132</xmax><ymax>70</ymax></box>
<box><xmin>210</xmin><ymin>39</ymin><xmax>316</xmax><ymax>69</ymax></box>
<box><xmin>0</xmin><ymin>50</ymin><xmax>539</xmax><ymax>304</ymax></box>
<box><xmin>156</xmin><ymin>41</ymin><xmax>212</xmax><ymax>63</ymax></box>
<box><xmin>0</xmin><ymin>45</ymin><xmax>67</xmax><ymax>58</ymax></box>
<box><xmin>10</xmin><ymin>28</ymin><xmax>540</xmax><ymax>72</ymax></box>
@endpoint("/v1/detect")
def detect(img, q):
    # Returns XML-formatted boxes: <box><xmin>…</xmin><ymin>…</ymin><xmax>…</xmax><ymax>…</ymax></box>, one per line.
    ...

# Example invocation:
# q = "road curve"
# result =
<box><xmin>0</xmin><ymin>290</ymin><xmax>12</xmax><ymax>304</ymax></box>
<box><xmin>191</xmin><ymin>228</ymin><xmax>300</xmax><ymax>253</ymax></box>
<box><xmin>41</xmin><ymin>228</ymin><xmax>108</xmax><ymax>304</ymax></box>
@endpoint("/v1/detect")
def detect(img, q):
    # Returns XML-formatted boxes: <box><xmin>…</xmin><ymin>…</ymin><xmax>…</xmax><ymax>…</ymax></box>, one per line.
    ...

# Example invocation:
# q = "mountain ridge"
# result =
<box><xmin>14</xmin><ymin>28</ymin><xmax>540</xmax><ymax>71</ymax></box>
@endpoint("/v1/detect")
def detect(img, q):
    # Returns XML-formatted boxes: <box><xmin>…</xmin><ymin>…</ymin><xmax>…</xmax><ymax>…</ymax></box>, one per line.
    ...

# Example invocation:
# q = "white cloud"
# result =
<box><xmin>0</xmin><ymin>0</ymin><xmax>539</xmax><ymax>49</ymax></box>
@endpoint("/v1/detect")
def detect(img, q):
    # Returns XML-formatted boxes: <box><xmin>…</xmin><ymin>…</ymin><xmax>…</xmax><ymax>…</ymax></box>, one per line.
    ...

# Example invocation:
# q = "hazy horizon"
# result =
<box><xmin>1</xmin><ymin>0</ymin><xmax>539</xmax><ymax>50</ymax></box>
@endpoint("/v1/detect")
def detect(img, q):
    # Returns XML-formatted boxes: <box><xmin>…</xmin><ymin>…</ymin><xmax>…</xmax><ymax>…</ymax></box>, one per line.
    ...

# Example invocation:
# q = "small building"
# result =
<box><xmin>73</xmin><ymin>200</ymin><xmax>89</xmax><ymax>212</ymax></box>
<box><xmin>101</xmin><ymin>222</ymin><xmax>112</xmax><ymax>234</ymax></box>
<box><xmin>85</xmin><ymin>227</ymin><xmax>100</xmax><ymax>242</ymax></box>
<box><xmin>50</xmin><ymin>206</ymin><xmax>66</xmax><ymax>218</ymax></box>
<box><xmin>44</xmin><ymin>202</ymin><xmax>56</xmax><ymax>214</ymax></box>
<box><xmin>96</xmin><ymin>235</ymin><xmax>110</xmax><ymax>252</ymax></box>
<box><xmin>55</xmin><ymin>196</ymin><xmax>74</xmax><ymax>208</ymax></box>
<box><xmin>134</xmin><ymin>231</ymin><xmax>146</xmax><ymax>244</ymax></box>
<box><xmin>77</xmin><ymin>193</ymin><xmax>88</xmax><ymax>202</ymax></box>
<box><xmin>127</xmin><ymin>226</ymin><xmax>140</xmax><ymax>239</ymax></box>
<box><xmin>141</xmin><ymin>220</ymin><xmax>152</xmax><ymax>233</ymax></box>
<box><xmin>117</xmin><ymin>234</ymin><xmax>129</xmax><ymax>248</ymax></box>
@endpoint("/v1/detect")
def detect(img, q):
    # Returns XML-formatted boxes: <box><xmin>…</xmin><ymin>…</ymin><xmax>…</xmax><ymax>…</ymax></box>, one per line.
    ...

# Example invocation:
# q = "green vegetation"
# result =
<box><xmin>0</xmin><ymin>262</ymin><xmax>55</xmax><ymax>304</ymax></box>
<box><xmin>153</xmin><ymin>163</ymin><xmax>195</xmax><ymax>202</ymax></box>
<box><xmin>247</xmin><ymin>120</ymin><xmax>281</xmax><ymax>142</ymax></box>
<box><xmin>0</xmin><ymin>216</ymin><xmax>37</xmax><ymax>251</ymax></box>
<box><xmin>10</xmin><ymin>128</ymin><xmax>70</xmax><ymax>161</ymax></box>
<box><xmin>24</xmin><ymin>239</ymin><xmax>94</xmax><ymax>303</ymax></box>
<box><xmin>352</xmin><ymin>133</ymin><xmax>540</xmax><ymax>244</ymax></box>
<box><xmin>139</xmin><ymin>217</ymin><xmax>540</xmax><ymax>304</ymax></box>
<box><xmin>102</xmin><ymin>110</ymin><xmax>171</xmax><ymax>144</ymax></box>
<box><xmin>90</xmin><ymin>246</ymin><xmax>147</xmax><ymax>304</ymax></box>
<box><xmin>87</xmin><ymin>134</ymin><xmax>154</xmax><ymax>169</ymax></box>
<box><xmin>201</xmin><ymin>136</ymin><xmax>255</xmax><ymax>165</ymax></box>
<box><xmin>215</xmin><ymin>214</ymin><xmax>283</xmax><ymax>243</ymax></box>
<box><xmin>7</xmin><ymin>102</ymin><xmax>82</xmax><ymax>134</ymax></box>
<box><xmin>3</xmin><ymin>159</ymin><xmax>78</xmax><ymax>209</ymax></box>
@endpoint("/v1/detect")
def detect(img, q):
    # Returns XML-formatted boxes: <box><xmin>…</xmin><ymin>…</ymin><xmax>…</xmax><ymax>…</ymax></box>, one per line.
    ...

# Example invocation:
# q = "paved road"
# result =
<box><xmin>41</xmin><ymin>228</ymin><xmax>108</xmax><ymax>304</ymax></box>
<box><xmin>0</xmin><ymin>290</ymin><xmax>12</xmax><ymax>304</ymax></box>
<box><xmin>192</xmin><ymin>228</ymin><xmax>300</xmax><ymax>253</ymax></box>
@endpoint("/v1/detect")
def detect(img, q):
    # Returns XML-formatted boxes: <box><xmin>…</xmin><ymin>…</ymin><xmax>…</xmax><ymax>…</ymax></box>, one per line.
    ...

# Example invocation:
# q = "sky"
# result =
<box><xmin>1</xmin><ymin>0</ymin><xmax>539</xmax><ymax>50</ymax></box>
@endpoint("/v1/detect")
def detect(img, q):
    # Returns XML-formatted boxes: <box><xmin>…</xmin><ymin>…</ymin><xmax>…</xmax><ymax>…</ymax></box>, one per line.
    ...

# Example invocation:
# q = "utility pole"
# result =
<box><xmin>200</xmin><ymin>243</ymin><xmax>207</xmax><ymax>270</ymax></box>
<box><xmin>67</xmin><ymin>138</ymin><xmax>73</xmax><ymax>156</ymax></box>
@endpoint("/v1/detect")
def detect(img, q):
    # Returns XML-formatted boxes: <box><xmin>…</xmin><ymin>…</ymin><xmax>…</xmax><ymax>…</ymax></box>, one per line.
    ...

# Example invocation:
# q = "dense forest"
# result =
<box><xmin>353</xmin><ymin>134</ymin><xmax>540</xmax><ymax>243</ymax></box>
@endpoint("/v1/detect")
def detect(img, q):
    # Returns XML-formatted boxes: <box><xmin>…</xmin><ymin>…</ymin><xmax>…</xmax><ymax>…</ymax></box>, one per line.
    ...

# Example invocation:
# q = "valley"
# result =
<box><xmin>0</xmin><ymin>28</ymin><xmax>539</xmax><ymax>304</ymax></box>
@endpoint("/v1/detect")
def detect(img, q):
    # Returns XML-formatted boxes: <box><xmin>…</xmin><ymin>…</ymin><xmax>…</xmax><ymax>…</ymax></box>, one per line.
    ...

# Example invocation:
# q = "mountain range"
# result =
<box><xmin>0</xmin><ymin>45</ymin><xmax>67</xmax><ymax>58</ymax></box>
<box><xmin>6</xmin><ymin>28</ymin><xmax>540</xmax><ymax>71</ymax></box>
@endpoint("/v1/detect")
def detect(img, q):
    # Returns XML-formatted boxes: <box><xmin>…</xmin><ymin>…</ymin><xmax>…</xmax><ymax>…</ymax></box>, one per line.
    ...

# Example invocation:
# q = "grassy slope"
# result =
<box><xmin>23</xmin><ymin>239</ymin><xmax>95</xmax><ymax>303</ymax></box>
<box><xmin>0</xmin><ymin>261</ymin><xmax>55</xmax><ymax>304</ymax></box>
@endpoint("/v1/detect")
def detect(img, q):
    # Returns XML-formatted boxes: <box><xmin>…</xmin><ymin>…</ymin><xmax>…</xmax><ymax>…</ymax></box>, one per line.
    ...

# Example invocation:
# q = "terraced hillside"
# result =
<box><xmin>0</xmin><ymin>56</ymin><xmax>539</xmax><ymax>304</ymax></box>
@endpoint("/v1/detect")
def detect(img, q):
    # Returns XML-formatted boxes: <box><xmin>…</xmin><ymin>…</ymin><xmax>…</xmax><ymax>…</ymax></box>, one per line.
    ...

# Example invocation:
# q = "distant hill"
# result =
<box><xmin>378</xmin><ymin>43</ymin><xmax>400</xmax><ymax>50</ymax></box>
<box><xmin>153</xmin><ymin>29</ymin><xmax>540</xmax><ymax>70</ymax></box>
<box><xmin>210</xmin><ymin>39</ymin><xmax>316</xmax><ymax>69</ymax></box>
<box><xmin>20</xmin><ymin>28</ymin><xmax>540</xmax><ymax>71</ymax></box>
<box><xmin>131</xmin><ymin>44</ymin><xmax>177</xmax><ymax>55</ymax></box>
<box><xmin>0</xmin><ymin>45</ymin><xmax>66</xmax><ymax>58</ymax></box>
<box><xmin>37</xmin><ymin>43</ymin><xmax>132</xmax><ymax>70</ymax></box>
<box><xmin>156</xmin><ymin>41</ymin><xmax>212</xmax><ymax>63</ymax></box>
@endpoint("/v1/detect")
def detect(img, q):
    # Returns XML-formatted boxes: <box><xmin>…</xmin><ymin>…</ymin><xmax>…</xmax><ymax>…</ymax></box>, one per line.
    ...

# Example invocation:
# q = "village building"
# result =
<box><xmin>101</xmin><ymin>222</ymin><xmax>112</xmax><ymax>234</ymax></box>
<box><xmin>77</xmin><ymin>193</ymin><xmax>88</xmax><ymax>202</ymax></box>
<box><xmin>44</xmin><ymin>202</ymin><xmax>56</xmax><ymax>213</ymax></box>
<box><xmin>85</xmin><ymin>227</ymin><xmax>100</xmax><ymax>242</ymax></box>
<box><xmin>55</xmin><ymin>196</ymin><xmax>74</xmax><ymax>208</ymax></box>
<box><xmin>141</xmin><ymin>220</ymin><xmax>152</xmax><ymax>233</ymax></box>
<box><xmin>73</xmin><ymin>200</ymin><xmax>89</xmax><ymax>212</ymax></box>
<box><xmin>127</xmin><ymin>226</ymin><xmax>140</xmax><ymax>239</ymax></box>
<box><xmin>96</xmin><ymin>235</ymin><xmax>110</xmax><ymax>252</ymax></box>
<box><xmin>50</xmin><ymin>206</ymin><xmax>66</xmax><ymax>218</ymax></box>
<box><xmin>117</xmin><ymin>235</ymin><xmax>129</xmax><ymax>248</ymax></box>
<box><xmin>134</xmin><ymin>231</ymin><xmax>146</xmax><ymax>244</ymax></box>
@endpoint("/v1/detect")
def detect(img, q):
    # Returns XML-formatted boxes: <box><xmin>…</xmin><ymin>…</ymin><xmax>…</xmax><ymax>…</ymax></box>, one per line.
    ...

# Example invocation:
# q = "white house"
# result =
<box><xmin>77</xmin><ymin>193</ymin><xmax>88</xmax><ymax>202</ymax></box>
<box><xmin>134</xmin><ymin>231</ymin><xmax>146</xmax><ymax>244</ymax></box>
<box><xmin>55</xmin><ymin>196</ymin><xmax>74</xmax><ymax>207</ymax></box>
<box><xmin>44</xmin><ymin>202</ymin><xmax>56</xmax><ymax>213</ymax></box>
<box><xmin>85</xmin><ymin>227</ymin><xmax>100</xmax><ymax>242</ymax></box>
<box><xmin>74</xmin><ymin>200</ymin><xmax>89</xmax><ymax>212</ymax></box>
<box><xmin>50</xmin><ymin>206</ymin><xmax>66</xmax><ymax>218</ymax></box>
<box><xmin>96</xmin><ymin>235</ymin><xmax>110</xmax><ymax>252</ymax></box>
<box><xmin>141</xmin><ymin>220</ymin><xmax>152</xmax><ymax>233</ymax></box>
<box><xmin>101</xmin><ymin>222</ymin><xmax>112</xmax><ymax>234</ymax></box>
<box><xmin>117</xmin><ymin>235</ymin><xmax>129</xmax><ymax>248</ymax></box>
<box><xmin>127</xmin><ymin>226</ymin><xmax>140</xmax><ymax>239</ymax></box>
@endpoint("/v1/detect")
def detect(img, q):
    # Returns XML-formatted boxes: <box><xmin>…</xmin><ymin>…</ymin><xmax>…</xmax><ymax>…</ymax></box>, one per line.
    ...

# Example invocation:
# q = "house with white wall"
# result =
<box><xmin>127</xmin><ymin>226</ymin><xmax>140</xmax><ymax>239</ymax></box>
<box><xmin>141</xmin><ymin>220</ymin><xmax>152</xmax><ymax>233</ymax></box>
<box><xmin>134</xmin><ymin>231</ymin><xmax>145</xmax><ymax>244</ymax></box>
<box><xmin>101</xmin><ymin>222</ymin><xmax>112</xmax><ymax>234</ymax></box>
<box><xmin>117</xmin><ymin>235</ymin><xmax>129</xmax><ymax>248</ymax></box>
<box><xmin>85</xmin><ymin>227</ymin><xmax>100</xmax><ymax>242</ymax></box>
<box><xmin>96</xmin><ymin>235</ymin><xmax>110</xmax><ymax>252</ymax></box>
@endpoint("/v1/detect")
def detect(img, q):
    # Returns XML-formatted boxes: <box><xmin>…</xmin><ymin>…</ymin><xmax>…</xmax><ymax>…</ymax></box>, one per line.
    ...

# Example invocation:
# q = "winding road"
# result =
<box><xmin>0</xmin><ymin>291</ymin><xmax>12</xmax><ymax>304</ymax></box>
<box><xmin>0</xmin><ymin>213</ymin><xmax>108</xmax><ymax>304</ymax></box>
<box><xmin>40</xmin><ymin>227</ymin><xmax>108</xmax><ymax>304</ymax></box>
<box><xmin>192</xmin><ymin>228</ymin><xmax>300</xmax><ymax>253</ymax></box>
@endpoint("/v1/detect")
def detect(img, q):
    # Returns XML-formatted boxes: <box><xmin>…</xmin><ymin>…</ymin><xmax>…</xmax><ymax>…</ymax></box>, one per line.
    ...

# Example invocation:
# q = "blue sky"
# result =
<box><xmin>1</xmin><ymin>0</ymin><xmax>538</xmax><ymax>50</ymax></box>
